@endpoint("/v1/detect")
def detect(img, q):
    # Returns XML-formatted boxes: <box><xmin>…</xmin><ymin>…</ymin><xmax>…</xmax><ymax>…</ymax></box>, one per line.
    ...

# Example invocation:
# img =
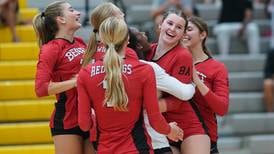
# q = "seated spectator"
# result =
<box><xmin>263</xmin><ymin>0</ymin><xmax>274</xmax><ymax>112</ymax></box>
<box><xmin>267</xmin><ymin>0</ymin><xmax>274</xmax><ymax>47</ymax></box>
<box><xmin>151</xmin><ymin>0</ymin><xmax>194</xmax><ymax>41</ymax></box>
<box><xmin>0</xmin><ymin>0</ymin><xmax>19</xmax><ymax>42</ymax></box>
<box><xmin>213</xmin><ymin>0</ymin><xmax>260</xmax><ymax>56</ymax></box>
<box><xmin>203</xmin><ymin>0</ymin><xmax>220</xmax><ymax>4</ymax></box>
<box><xmin>263</xmin><ymin>50</ymin><xmax>274</xmax><ymax>112</ymax></box>
<box><xmin>203</xmin><ymin>0</ymin><xmax>222</xmax><ymax>6</ymax></box>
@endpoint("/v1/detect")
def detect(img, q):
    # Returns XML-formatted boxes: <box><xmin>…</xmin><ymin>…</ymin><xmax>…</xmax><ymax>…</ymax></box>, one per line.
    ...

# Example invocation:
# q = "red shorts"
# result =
<box><xmin>164</xmin><ymin>110</ymin><xmax>206</xmax><ymax>139</ymax></box>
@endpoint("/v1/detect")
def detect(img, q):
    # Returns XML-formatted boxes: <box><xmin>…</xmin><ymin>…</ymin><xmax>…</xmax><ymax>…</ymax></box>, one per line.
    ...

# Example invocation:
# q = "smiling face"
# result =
<box><xmin>182</xmin><ymin>17</ymin><xmax>208</xmax><ymax>52</ymax></box>
<box><xmin>128</xmin><ymin>27</ymin><xmax>151</xmax><ymax>59</ymax></box>
<box><xmin>183</xmin><ymin>22</ymin><xmax>203</xmax><ymax>50</ymax></box>
<box><xmin>59</xmin><ymin>2</ymin><xmax>81</xmax><ymax>30</ymax></box>
<box><xmin>158</xmin><ymin>13</ymin><xmax>186</xmax><ymax>46</ymax></box>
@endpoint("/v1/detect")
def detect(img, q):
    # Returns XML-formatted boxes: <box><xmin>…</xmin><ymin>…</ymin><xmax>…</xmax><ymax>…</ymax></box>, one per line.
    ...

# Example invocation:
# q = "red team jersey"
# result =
<box><xmin>194</xmin><ymin>58</ymin><xmax>229</xmax><ymax>142</ymax></box>
<box><xmin>146</xmin><ymin>43</ymin><xmax>205</xmax><ymax>139</ymax></box>
<box><xmin>85</xmin><ymin>42</ymin><xmax>139</xmax><ymax>142</ymax></box>
<box><xmin>92</xmin><ymin>42</ymin><xmax>138</xmax><ymax>62</ymax></box>
<box><xmin>77</xmin><ymin>48</ymin><xmax>171</xmax><ymax>153</ymax></box>
<box><xmin>35</xmin><ymin>37</ymin><xmax>86</xmax><ymax>129</ymax></box>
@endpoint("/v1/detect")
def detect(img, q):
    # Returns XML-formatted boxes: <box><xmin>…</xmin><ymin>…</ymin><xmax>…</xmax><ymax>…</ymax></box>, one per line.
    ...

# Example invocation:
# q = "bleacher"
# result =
<box><xmin>1</xmin><ymin>0</ymin><xmax>274</xmax><ymax>154</ymax></box>
<box><xmin>0</xmin><ymin>0</ymin><xmax>54</xmax><ymax>153</ymax></box>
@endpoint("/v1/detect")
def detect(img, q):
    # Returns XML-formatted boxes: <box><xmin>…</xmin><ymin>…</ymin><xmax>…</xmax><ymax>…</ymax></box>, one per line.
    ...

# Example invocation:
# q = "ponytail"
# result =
<box><xmin>32</xmin><ymin>1</ymin><xmax>66</xmax><ymax>47</ymax></box>
<box><xmin>82</xmin><ymin>31</ymin><xmax>97</xmax><ymax>66</ymax></box>
<box><xmin>82</xmin><ymin>2</ymin><xmax>122</xmax><ymax>66</ymax></box>
<box><xmin>33</xmin><ymin>13</ymin><xmax>47</xmax><ymax>47</ymax></box>
<box><xmin>99</xmin><ymin>17</ymin><xmax>129</xmax><ymax>111</ymax></box>
<box><xmin>103</xmin><ymin>43</ymin><xmax>128</xmax><ymax>111</ymax></box>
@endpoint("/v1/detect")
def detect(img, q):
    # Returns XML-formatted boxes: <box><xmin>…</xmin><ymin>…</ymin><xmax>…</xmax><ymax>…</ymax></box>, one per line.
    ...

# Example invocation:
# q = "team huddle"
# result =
<box><xmin>33</xmin><ymin>1</ymin><xmax>229</xmax><ymax>154</ymax></box>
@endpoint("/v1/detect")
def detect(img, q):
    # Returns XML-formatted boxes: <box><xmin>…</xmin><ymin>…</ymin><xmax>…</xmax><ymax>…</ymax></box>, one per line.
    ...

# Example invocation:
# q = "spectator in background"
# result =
<box><xmin>0</xmin><ymin>0</ymin><xmax>19</xmax><ymax>42</ymax></box>
<box><xmin>267</xmin><ymin>0</ymin><xmax>274</xmax><ymax>48</ymax></box>
<box><xmin>213</xmin><ymin>0</ymin><xmax>260</xmax><ymax>56</ymax></box>
<box><xmin>151</xmin><ymin>0</ymin><xmax>195</xmax><ymax>41</ymax></box>
<box><xmin>263</xmin><ymin>0</ymin><xmax>274</xmax><ymax>112</ymax></box>
<box><xmin>203</xmin><ymin>0</ymin><xmax>221</xmax><ymax>5</ymax></box>
<box><xmin>263</xmin><ymin>50</ymin><xmax>274</xmax><ymax>112</ymax></box>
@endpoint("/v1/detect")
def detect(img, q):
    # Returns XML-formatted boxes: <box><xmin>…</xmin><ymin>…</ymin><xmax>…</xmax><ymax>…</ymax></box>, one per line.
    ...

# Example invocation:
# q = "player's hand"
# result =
<box><xmin>71</xmin><ymin>74</ymin><xmax>78</xmax><ymax>87</ymax></box>
<box><xmin>167</xmin><ymin>122</ymin><xmax>184</xmax><ymax>142</ymax></box>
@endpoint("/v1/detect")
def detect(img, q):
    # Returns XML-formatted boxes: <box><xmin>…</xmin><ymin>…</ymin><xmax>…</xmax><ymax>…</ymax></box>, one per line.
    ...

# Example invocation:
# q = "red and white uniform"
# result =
<box><xmin>77</xmin><ymin>48</ymin><xmax>171</xmax><ymax>153</ymax></box>
<box><xmin>92</xmin><ymin>42</ymin><xmax>138</xmax><ymax>63</ymax></box>
<box><xmin>146</xmin><ymin>43</ymin><xmax>205</xmax><ymax>139</ymax></box>
<box><xmin>35</xmin><ymin>37</ymin><xmax>86</xmax><ymax>129</ymax></box>
<box><xmin>194</xmin><ymin>58</ymin><xmax>229</xmax><ymax>142</ymax></box>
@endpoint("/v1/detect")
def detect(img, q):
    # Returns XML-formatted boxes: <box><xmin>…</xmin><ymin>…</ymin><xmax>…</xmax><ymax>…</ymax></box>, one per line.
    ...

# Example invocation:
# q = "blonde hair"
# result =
<box><xmin>32</xmin><ymin>1</ymin><xmax>66</xmax><ymax>47</ymax></box>
<box><xmin>82</xmin><ymin>2</ymin><xmax>121</xmax><ymax>66</ymax></box>
<box><xmin>99</xmin><ymin>17</ymin><xmax>129</xmax><ymax>111</ymax></box>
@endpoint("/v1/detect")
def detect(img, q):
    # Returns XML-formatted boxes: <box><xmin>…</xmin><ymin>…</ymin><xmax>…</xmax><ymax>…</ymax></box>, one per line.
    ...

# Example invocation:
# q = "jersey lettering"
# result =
<box><xmin>65</xmin><ymin>48</ymin><xmax>85</xmax><ymax>61</ymax></box>
<box><xmin>197</xmin><ymin>71</ymin><xmax>207</xmax><ymax>82</ymax></box>
<box><xmin>178</xmin><ymin>66</ymin><xmax>190</xmax><ymax>76</ymax></box>
<box><xmin>91</xmin><ymin>64</ymin><xmax>133</xmax><ymax>77</ymax></box>
<box><xmin>91</xmin><ymin>65</ymin><xmax>105</xmax><ymax>77</ymax></box>
<box><xmin>97</xmin><ymin>46</ymin><xmax>106</xmax><ymax>53</ymax></box>
<box><xmin>122</xmin><ymin>64</ymin><xmax>132</xmax><ymax>75</ymax></box>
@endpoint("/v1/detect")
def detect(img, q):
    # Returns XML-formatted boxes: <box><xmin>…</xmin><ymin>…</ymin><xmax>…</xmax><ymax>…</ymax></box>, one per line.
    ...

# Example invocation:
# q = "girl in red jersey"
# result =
<box><xmin>81</xmin><ymin>2</ymin><xmax>131</xmax><ymax>67</ymax></box>
<box><xmin>146</xmin><ymin>10</ymin><xmax>211</xmax><ymax>154</ymax></box>
<box><xmin>81</xmin><ymin>3</ymin><xmax>193</xmax><ymax>153</ymax></box>
<box><xmin>77</xmin><ymin>17</ymin><xmax>183</xmax><ymax>153</ymax></box>
<box><xmin>129</xmin><ymin>27</ymin><xmax>196</xmax><ymax>154</ymax></box>
<box><xmin>182</xmin><ymin>16</ymin><xmax>230</xmax><ymax>154</ymax></box>
<box><xmin>80</xmin><ymin>2</ymin><xmax>138</xmax><ymax>147</ymax></box>
<box><xmin>32</xmin><ymin>1</ymin><xmax>95</xmax><ymax>154</ymax></box>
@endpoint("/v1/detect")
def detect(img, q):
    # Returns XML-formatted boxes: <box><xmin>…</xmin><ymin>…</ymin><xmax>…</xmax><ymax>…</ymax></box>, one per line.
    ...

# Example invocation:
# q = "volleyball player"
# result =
<box><xmin>33</xmin><ymin>1</ymin><xmax>95</xmax><ymax>153</ymax></box>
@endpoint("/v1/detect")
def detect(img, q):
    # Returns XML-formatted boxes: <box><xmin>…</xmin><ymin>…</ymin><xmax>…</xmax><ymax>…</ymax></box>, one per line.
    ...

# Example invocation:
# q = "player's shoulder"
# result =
<box><xmin>210</xmin><ymin>58</ymin><xmax>226</xmax><ymax>68</ymax></box>
<box><xmin>41</xmin><ymin>40</ymin><xmax>61</xmax><ymax>54</ymax></box>
<box><xmin>126</xmin><ymin>47</ymin><xmax>139</xmax><ymax>60</ymax></box>
<box><xmin>74</xmin><ymin>37</ymin><xmax>86</xmax><ymax>45</ymax></box>
<box><xmin>138</xmin><ymin>60</ymin><xmax>155</xmax><ymax>74</ymax></box>
<box><xmin>175</xmin><ymin>45</ymin><xmax>192</xmax><ymax>57</ymax></box>
<box><xmin>81</xmin><ymin>60</ymin><xmax>104</xmax><ymax>74</ymax></box>
<box><xmin>207</xmin><ymin>58</ymin><xmax>228</xmax><ymax>73</ymax></box>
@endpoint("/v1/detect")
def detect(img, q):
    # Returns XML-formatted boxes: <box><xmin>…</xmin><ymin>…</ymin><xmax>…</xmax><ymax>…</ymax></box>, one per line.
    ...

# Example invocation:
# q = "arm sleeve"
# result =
<box><xmin>143</xmin><ymin>66</ymin><xmax>171</xmax><ymax>135</ymax></box>
<box><xmin>77</xmin><ymin>69</ymin><xmax>93</xmax><ymax>131</ymax></box>
<box><xmin>142</xmin><ymin>60</ymin><xmax>195</xmax><ymax>100</ymax></box>
<box><xmin>165</xmin><ymin>51</ymin><xmax>194</xmax><ymax>111</ymax></box>
<box><xmin>35</xmin><ymin>44</ymin><xmax>59</xmax><ymax>97</ymax></box>
<box><xmin>203</xmin><ymin>65</ymin><xmax>229</xmax><ymax>116</ymax></box>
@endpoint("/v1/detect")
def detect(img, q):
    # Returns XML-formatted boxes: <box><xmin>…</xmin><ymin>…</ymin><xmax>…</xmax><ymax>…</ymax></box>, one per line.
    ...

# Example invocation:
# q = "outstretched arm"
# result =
<box><xmin>141</xmin><ymin>60</ymin><xmax>195</xmax><ymax>101</ymax></box>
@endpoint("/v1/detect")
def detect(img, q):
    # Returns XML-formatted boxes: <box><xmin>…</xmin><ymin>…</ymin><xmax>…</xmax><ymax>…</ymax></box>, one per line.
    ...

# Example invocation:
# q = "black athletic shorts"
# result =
<box><xmin>210</xmin><ymin>141</ymin><xmax>219</xmax><ymax>154</ymax></box>
<box><xmin>154</xmin><ymin>147</ymin><xmax>172</xmax><ymax>154</ymax></box>
<box><xmin>264</xmin><ymin>50</ymin><xmax>274</xmax><ymax>79</ymax></box>
<box><xmin>169</xmin><ymin>140</ymin><xmax>182</xmax><ymax>150</ymax></box>
<box><xmin>51</xmin><ymin>126</ymin><xmax>89</xmax><ymax>140</ymax></box>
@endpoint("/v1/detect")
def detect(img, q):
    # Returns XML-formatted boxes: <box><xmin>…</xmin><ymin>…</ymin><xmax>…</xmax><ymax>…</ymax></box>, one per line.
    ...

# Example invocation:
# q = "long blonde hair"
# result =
<box><xmin>99</xmin><ymin>17</ymin><xmax>129</xmax><ymax>111</ymax></box>
<box><xmin>82</xmin><ymin>2</ymin><xmax>122</xmax><ymax>66</ymax></box>
<box><xmin>32</xmin><ymin>1</ymin><xmax>66</xmax><ymax>47</ymax></box>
